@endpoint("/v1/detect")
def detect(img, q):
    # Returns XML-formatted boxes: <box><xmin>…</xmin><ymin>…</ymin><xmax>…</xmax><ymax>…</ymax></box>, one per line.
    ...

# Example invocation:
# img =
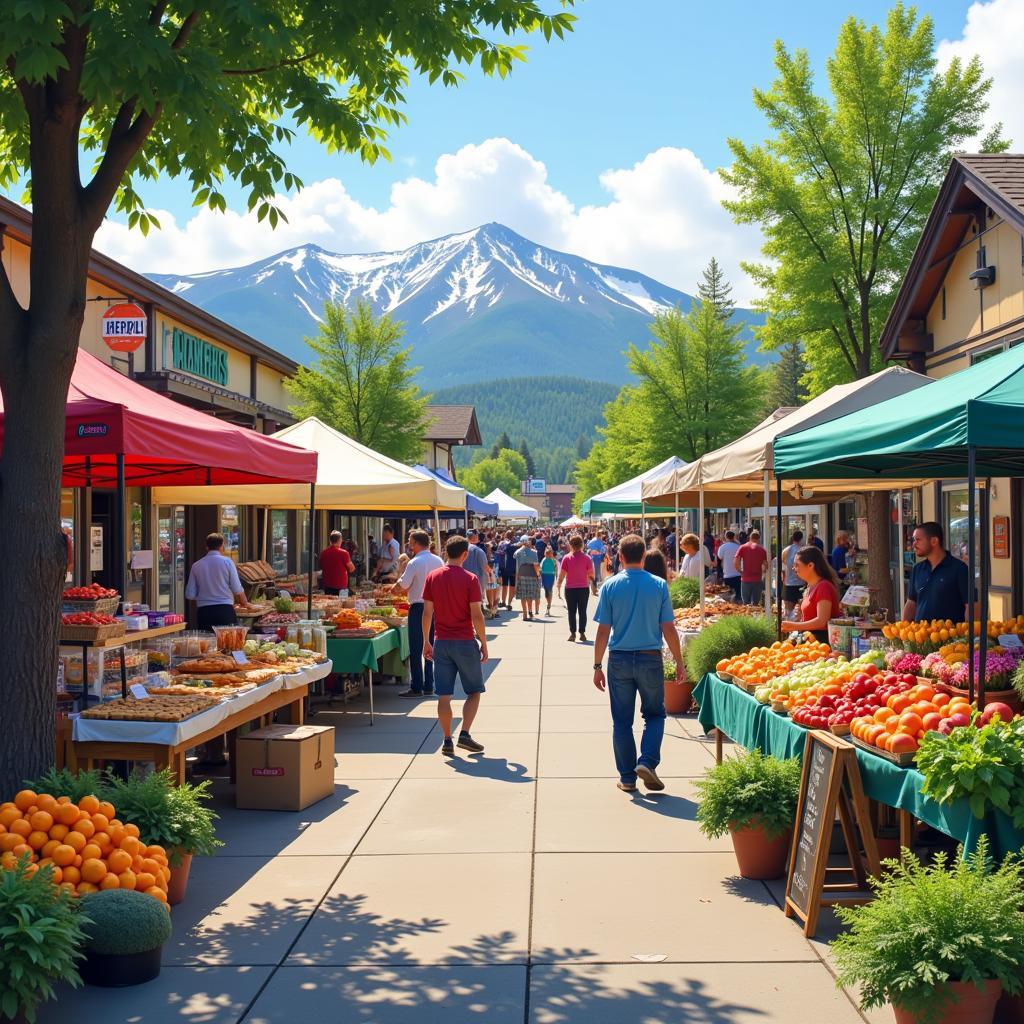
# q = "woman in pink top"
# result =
<box><xmin>557</xmin><ymin>534</ymin><xmax>597</xmax><ymax>643</ymax></box>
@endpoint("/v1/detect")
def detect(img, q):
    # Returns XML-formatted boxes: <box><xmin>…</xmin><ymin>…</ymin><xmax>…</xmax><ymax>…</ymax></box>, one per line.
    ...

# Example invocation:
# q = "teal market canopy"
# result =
<box><xmin>774</xmin><ymin>345</ymin><xmax>1024</xmax><ymax>480</ymax></box>
<box><xmin>580</xmin><ymin>455</ymin><xmax>688</xmax><ymax>517</ymax></box>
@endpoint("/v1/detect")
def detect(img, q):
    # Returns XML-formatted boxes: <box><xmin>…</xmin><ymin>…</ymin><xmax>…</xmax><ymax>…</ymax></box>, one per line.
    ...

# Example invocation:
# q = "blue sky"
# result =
<box><xmin>85</xmin><ymin>0</ymin><xmax>1014</xmax><ymax>301</ymax></box>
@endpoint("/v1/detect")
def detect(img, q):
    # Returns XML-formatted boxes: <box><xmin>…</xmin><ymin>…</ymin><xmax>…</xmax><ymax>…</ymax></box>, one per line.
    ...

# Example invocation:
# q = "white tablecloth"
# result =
<box><xmin>72</xmin><ymin>659</ymin><xmax>332</xmax><ymax>747</ymax></box>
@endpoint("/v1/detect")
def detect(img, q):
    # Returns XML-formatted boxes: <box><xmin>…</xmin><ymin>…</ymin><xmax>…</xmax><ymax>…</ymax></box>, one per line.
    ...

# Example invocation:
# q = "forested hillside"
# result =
<box><xmin>434</xmin><ymin>376</ymin><xmax>617</xmax><ymax>483</ymax></box>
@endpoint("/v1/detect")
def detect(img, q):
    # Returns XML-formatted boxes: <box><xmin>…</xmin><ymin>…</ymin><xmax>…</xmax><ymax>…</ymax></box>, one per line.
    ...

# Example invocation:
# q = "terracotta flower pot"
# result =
<box><xmin>166</xmin><ymin>851</ymin><xmax>193</xmax><ymax>907</ymax></box>
<box><xmin>876</xmin><ymin>835</ymin><xmax>901</xmax><ymax>860</ymax></box>
<box><xmin>729</xmin><ymin>820</ymin><xmax>792</xmax><ymax>879</ymax></box>
<box><xmin>892</xmin><ymin>979</ymin><xmax>1003</xmax><ymax>1024</ymax></box>
<box><xmin>664</xmin><ymin>679</ymin><xmax>693</xmax><ymax>715</ymax></box>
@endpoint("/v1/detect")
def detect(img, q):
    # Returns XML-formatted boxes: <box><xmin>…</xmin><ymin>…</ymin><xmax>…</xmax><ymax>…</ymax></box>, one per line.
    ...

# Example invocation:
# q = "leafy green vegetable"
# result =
<box><xmin>21</xmin><ymin>766</ymin><xmax>108</xmax><ymax>804</ymax></box>
<box><xmin>0</xmin><ymin>858</ymin><xmax>87</xmax><ymax>1023</ymax></box>
<box><xmin>832</xmin><ymin>838</ymin><xmax>1024</xmax><ymax>1024</ymax></box>
<box><xmin>80</xmin><ymin>890</ymin><xmax>172</xmax><ymax>956</ymax></box>
<box><xmin>916</xmin><ymin>719</ymin><xmax>1024</xmax><ymax>826</ymax></box>
<box><xmin>694</xmin><ymin>747</ymin><xmax>802</xmax><ymax>839</ymax></box>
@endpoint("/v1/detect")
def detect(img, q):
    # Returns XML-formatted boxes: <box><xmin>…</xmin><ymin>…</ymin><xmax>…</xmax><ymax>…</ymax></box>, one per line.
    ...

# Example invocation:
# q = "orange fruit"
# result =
<box><xmin>70</xmin><ymin>818</ymin><xmax>95</xmax><ymax>840</ymax></box>
<box><xmin>117</xmin><ymin>869</ymin><xmax>137</xmax><ymax>891</ymax></box>
<box><xmin>107</xmin><ymin>825</ymin><xmax>126</xmax><ymax>847</ymax></box>
<box><xmin>11</xmin><ymin>844</ymin><xmax>33</xmax><ymax>860</ymax></box>
<box><xmin>59</xmin><ymin>881</ymin><xmax>76</xmax><ymax>894</ymax></box>
<box><xmin>0</xmin><ymin>807</ymin><xmax>21</xmax><ymax>829</ymax></box>
<box><xmin>48</xmin><ymin>823</ymin><xmax>69</xmax><ymax>842</ymax></box>
<box><xmin>132</xmin><ymin>855</ymin><xmax>145</xmax><ymax>873</ymax></box>
<box><xmin>52</xmin><ymin>844</ymin><xmax>76</xmax><ymax>867</ymax></box>
<box><xmin>120</xmin><ymin>835</ymin><xmax>142</xmax><ymax>857</ymax></box>
<box><xmin>35</xmin><ymin>794</ymin><xmax>58</xmax><ymax>815</ymax></box>
<box><xmin>13</xmin><ymin>790</ymin><xmax>37</xmax><ymax>812</ymax></box>
<box><xmin>899</xmin><ymin>713</ymin><xmax>924</xmax><ymax>735</ymax></box>
<box><xmin>90</xmin><ymin>813</ymin><xmax>110</xmax><ymax>832</ymax></box>
<box><xmin>145</xmin><ymin>886</ymin><xmax>168</xmax><ymax>903</ymax></box>
<box><xmin>106</xmin><ymin>849</ymin><xmax>132</xmax><ymax>874</ymax></box>
<box><xmin>64</xmin><ymin>831</ymin><xmax>86</xmax><ymax>853</ymax></box>
<box><xmin>9</xmin><ymin>819</ymin><xmax>32</xmax><ymax>839</ymax></box>
<box><xmin>145</xmin><ymin>844</ymin><xmax>167</xmax><ymax>861</ymax></box>
<box><xmin>78</xmin><ymin>795</ymin><xmax>100</xmax><ymax>815</ymax></box>
<box><xmin>1</xmin><ymin>834</ymin><xmax>22</xmax><ymax>853</ymax></box>
<box><xmin>92</xmin><ymin>832</ymin><xmax>112</xmax><ymax>854</ymax></box>
<box><xmin>140</xmin><ymin>857</ymin><xmax>162</xmax><ymax>877</ymax></box>
<box><xmin>99</xmin><ymin>873</ymin><xmax>120</xmax><ymax>890</ymax></box>
<box><xmin>26</xmin><ymin>830</ymin><xmax>48</xmax><ymax>851</ymax></box>
<box><xmin>123</xmin><ymin>823</ymin><xmax>140</xmax><ymax>839</ymax></box>
<box><xmin>933</xmin><ymin>693</ymin><xmax>951</xmax><ymax>708</ymax></box>
<box><xmin>46</xmin><ymin>865</ymin><xmax>63</xmax><ymax>884</ymax></box>
<box><xmin>98</xmin><ymin>801</ymin><xmax>116</xmax><ymax>820</ymax></box>
<box><xmin>81</xmin><ymin>858</ymin><xmax>106</xmax><ymax>884</ymax></box>
<box><xmin>76</xmin><ymin>882</ymin><xmax>98</xmax><ymax>894</ymax></box>
<box><xmin>873</xmin><ymin>707</ymin><xmax>895</xmax><ymax>724</ymax></box>
<box><xmin>888</xmin><ymin>695</ymin><xmax>912</xmax><ymax>714</ymax></box>
<box><xmin>79</xmin><ymin>843</ymin><xmax>102</xmax><ymax>862</ymax></box>
<box><xmin>62</xmin><ymin>865</ymin><xmax>81</xmax><ymax>885</ymax></box>
<box><xmin>41</xmin><ymin>839</ymin><xmax>61</xmax><ymax>859</ymax></box>
<box><xmin>29</xmin><ymin>811</ymin><xmax>53</xmax><ymax>833</ymax></box>
<box><xmin>56</xmin><ymin>803</ymin><xmax>81</xmax><ymax>826</ymax></box>
<box><xmin>135</xmin><ymin>871</ymin><xmax>157</xmax><ymax>891</ymax></box>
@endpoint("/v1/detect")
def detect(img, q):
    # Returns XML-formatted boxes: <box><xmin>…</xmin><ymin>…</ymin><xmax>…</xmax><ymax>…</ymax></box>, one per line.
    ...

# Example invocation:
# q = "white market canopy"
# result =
<box><xmin>580</xmin><ymin>454</ymin><xmax>688</xmax><ymax>517</ymax></box>
<box><xmin>559</xmin><ymin>514</ymin><xmax>589</xmax><ymax>527</ymax></box>
<box><xmin>485</xmin><ymin>488</ymin><xmax>539</xmax><ymax>520</ymax></box>
<box><xmin>153</xmin><ymin>416</ymin><xmax>466</xmax><ymax>511</ymax></box>
<box><xmin>640</xmin><ymin>367</ymin><xmax>935</xmax><ymax>507</ymax></box>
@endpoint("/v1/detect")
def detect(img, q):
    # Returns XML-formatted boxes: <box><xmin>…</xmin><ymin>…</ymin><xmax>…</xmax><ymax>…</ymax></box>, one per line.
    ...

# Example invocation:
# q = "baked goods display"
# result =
<box><xmin>80</xmin><ymin>695</ymin><xmax>220</xmax><ymax>721</ymax></box>
<box><xmin>149</xmin><ymin>683</ymin><xmax>257</xmax><ymax>698</ymax></box>
<box><xmin>173</xmin><ymin>655</ymin><xmax>238</xmax><ymax>675</ymax></box>
<box><xmin>333</xmin><ymin>608</ymin><xmax>363</xmax><ymax>629</ymax></box>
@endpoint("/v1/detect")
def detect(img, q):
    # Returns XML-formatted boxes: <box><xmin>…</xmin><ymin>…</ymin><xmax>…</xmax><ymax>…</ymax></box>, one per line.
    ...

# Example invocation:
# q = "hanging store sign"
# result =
<box><xmin>171</xmin><ymin>327</ymin><xmax>229</xmax><ymax>387</ymax></box>
<box><xmin>101</xmin><ymin>303</ymin><xmax>147</xmax><ymax>353</ymax></box>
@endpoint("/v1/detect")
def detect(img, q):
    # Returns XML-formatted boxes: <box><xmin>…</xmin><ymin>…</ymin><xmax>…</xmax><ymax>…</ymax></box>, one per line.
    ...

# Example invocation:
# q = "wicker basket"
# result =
<box><xmin>62</xmin><ymin>596</ymin><xmax>120</xmax><ymax>615</ymax></box>
<box><xmin>60</xmin><ymin>621</ymin><xmax>126</xmax><ymax>643</ymax></box>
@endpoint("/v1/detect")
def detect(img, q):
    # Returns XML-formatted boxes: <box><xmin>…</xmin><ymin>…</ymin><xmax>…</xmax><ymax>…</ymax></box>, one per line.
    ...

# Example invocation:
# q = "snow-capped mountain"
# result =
<box><xmin>150</xmin><ymin>223</ymin><xmax>764</xmax><ymax>388</ymax></box>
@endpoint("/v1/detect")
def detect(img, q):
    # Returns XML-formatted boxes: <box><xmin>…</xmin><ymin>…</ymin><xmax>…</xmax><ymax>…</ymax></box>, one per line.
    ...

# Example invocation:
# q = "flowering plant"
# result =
<box><xmin>950</xmin><ymin>648</ymin><xmax>1024</xmax><ymax>689</ymax></box>
<box><xmin>885</xmin><ymin>650</ymin><xmax>923</xmax><ymax>675</ymax></box>
<box><xmin>920</xmin><ymin>652</ymin><xmax>955</xmax><ymax>684</ymax></box>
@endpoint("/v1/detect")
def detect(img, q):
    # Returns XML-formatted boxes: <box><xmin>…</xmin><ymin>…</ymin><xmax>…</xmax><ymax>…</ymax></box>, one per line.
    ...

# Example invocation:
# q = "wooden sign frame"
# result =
<box><xmin>784</xmin><ymin>731</ymin><xmax>879</xmax><ymax>937</ymax></box>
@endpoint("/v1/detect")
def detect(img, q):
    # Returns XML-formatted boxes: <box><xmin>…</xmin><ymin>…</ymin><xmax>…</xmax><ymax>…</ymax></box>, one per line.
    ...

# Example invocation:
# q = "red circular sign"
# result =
<box><xmin>101</xmin><ymin>302</ymin><xmax>147</xmax><ymax>353</ymax></box>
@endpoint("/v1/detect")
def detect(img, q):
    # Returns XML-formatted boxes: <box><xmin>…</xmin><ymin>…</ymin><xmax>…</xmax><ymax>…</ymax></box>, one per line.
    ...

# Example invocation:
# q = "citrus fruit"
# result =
<box><xmin>99</xmin><ymin>873</ymin><xmax>120</xmax><ymax>890</ymax></box>
<box><xmin>117</xmin><ymin>869</ymin><xmax>137</xmax><ymax>890</ymax></box>
<box><xmin>81</xmin><ymin>858</ymin><xmax>106</xmax><ymax>884</ymax></box>
<box><xmin>78</xmin><ymin>795</ymin><xmax>100</xmax><ymax>815</ymax></box>
<box><xmin>29</xmin><ymin>811</ymin><xmax>53</xmax><ymax>833</ymax></box>
<box><xmin>13</xmin><ymin>791</ymin><xmax>37</xmax><ymax>812</ymax></box>
<box><xmin>52</xmin><ymin>844</ymin><xmax>76</xmax><ymax>867</ymax></box>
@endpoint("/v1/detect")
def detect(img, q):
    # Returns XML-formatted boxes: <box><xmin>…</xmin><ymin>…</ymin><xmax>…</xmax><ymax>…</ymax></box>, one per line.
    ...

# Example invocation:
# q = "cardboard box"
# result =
<box><xmin>235</xmin><ymin>724</ymin><xmax>335</xmax><ymax>811</ymax></box>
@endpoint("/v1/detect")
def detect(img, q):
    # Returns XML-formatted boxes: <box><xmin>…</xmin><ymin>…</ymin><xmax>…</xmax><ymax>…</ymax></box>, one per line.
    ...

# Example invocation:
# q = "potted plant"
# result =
<box><xmin>78</xmin><ymin>889</ymin><xmax>172</xmax><ymax>987</ymax></box>
<box><xmin>684</xmin><ymin>615</ymin><xmax>777</xmax><ymax>683</ymax></box>
<box><xmin>0</xmin><ymin>857</ymin><xmax>87</xmax><ymax>1022</ymax></box>
<box><xmin>832</xmin><ymin>838</ymin><xmax>1024</xmax><ymax>1024</ymax></box>
<box><xmin>694</xmin><ymin>747</ymin><xmax>801</xmax><ymax>879</ymax></box>
<box><xmin>663</xmin><ymin>657</ymin><xmax>693</xmax><ymax>715</ymax></box>
<box><xmin>101</xmin><ymin>769</ymin><xmax>222</xmax><ymax>905</ymax></box>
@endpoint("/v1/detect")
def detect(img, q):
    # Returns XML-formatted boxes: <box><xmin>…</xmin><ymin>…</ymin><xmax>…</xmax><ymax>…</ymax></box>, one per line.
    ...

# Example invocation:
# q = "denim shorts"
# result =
<box><xmin>432</xmin><ymin>639</ymin><xmax>486</xmax><ymax>696</ymax></box>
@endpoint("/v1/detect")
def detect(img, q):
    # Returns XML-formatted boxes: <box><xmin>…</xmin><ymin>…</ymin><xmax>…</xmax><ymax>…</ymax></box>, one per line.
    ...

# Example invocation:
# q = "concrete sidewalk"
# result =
<box><xmin>41</xmin><ymin>602</ymin><xmax>881</xmax><ymax>1023</ymax></box>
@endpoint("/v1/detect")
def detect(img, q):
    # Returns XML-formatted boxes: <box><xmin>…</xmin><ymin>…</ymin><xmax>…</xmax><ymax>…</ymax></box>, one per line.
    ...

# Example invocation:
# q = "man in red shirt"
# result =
<box><xmin>319</xmin><ymin>530</ymin><xmax>355</xmax><ymax>595</ymax></box>
<box><xmin>735</xmin><ymin>529</ymin><xmax>768</xmax><ymax>606</ymax></box>
<box><xmin>422</xmin><ymin>535</ymin><xmax>489</xmax><ymax>757</ymax></box>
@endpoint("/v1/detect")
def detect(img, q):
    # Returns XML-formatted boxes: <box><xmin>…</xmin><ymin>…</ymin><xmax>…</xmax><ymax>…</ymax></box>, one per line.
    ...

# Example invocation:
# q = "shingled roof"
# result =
<box><xmin>424</xmin><ymin>405</ymin><xmax>482</xmax><ymax>445</ymax></box>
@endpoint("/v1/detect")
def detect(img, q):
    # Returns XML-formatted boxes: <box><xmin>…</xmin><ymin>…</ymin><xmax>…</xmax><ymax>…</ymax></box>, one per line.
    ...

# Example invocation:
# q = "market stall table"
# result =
<box><xmin>694</xmin><ymin>672</ymin><xmax>1024</xmax><ymax>859</ymax></box>
<box><xmin>69</xmin><ymin>661</ymin><xmax>332</xmax><ymax>785</ymax></box>
<box><xmin>325</xmin><ymin>627</ymin><xmax>408</xmax><ymax>724</ymax></box>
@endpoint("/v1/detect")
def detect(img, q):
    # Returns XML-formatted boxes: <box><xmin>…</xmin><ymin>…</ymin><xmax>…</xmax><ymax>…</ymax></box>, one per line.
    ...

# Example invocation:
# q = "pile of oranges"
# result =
<box><xmin>718</xmin><ymin>640</ymin><xmax>832</xmax><ymax>688</ymax></box>
<box><xmin>882</xmin><ymin>616</ymin><xmax>1024</xmax><ymax>651</ymax></box>
<box><xmin>850</xmin><ymin>683</ymin><xmax>970</xmax><ymax>756</ymax></box>
<box><xmin>0</xmin><ymin>790</ymin><xmax>170</xmax><ymax>904</ymax></box>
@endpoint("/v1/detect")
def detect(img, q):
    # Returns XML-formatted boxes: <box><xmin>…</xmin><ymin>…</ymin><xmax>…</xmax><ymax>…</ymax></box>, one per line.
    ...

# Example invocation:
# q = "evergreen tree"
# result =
<box><xmin>766</xmin><ymin>340</ymin><xmax>808</xmax><ymax>411</ymax></box>
<box><xmin>697</xmin><ymin>257</ymin><xmax>735</xmax><ymax>321</ymax></box>
<box><xmin>517</xmin><ymin>438</ymin><xmax>536</xmax><ymax>477</ymax></box>
<box><xmin>576</xmin><ymin>433</ymin><xmax>592</xmax><ymax>459</ymax></box>
<box><xmin>490</xmin><ymin>431</ymin><xmax>512</xmax><ymax>458</ymax></box>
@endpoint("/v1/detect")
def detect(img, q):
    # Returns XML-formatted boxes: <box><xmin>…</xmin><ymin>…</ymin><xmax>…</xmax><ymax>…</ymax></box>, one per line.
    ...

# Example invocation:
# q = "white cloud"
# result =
<box><xmin>936</xmin><ymin>0</ymin><xmax>1024</xmax><ymax>148</ymax></box>
<box><xmin>95</xmin><ymin>137</ymin><xmax>762</xmax><ymax>302</ymax></box>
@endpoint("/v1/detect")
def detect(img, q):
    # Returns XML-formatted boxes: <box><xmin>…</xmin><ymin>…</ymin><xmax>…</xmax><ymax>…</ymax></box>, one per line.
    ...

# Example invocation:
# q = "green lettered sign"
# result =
<box><xmin>171</xmin><ymin>327</ymin><xmax>229</xmax><ymax>386</ymax></box>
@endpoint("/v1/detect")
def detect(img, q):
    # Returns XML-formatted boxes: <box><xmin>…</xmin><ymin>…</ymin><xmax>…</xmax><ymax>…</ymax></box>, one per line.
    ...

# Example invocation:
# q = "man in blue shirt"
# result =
<box><xmin>586</xmin><ymin>533</ymin><xmax>607</xmax><ymax>584</ymax></box>
<box><xmin>592</xmin><ymin>534</ymin><xmax>684</xmax><ymax>794</ymax></box>
<box><xmin>902</xmin><ymin>522</ymin><xmax>971</xmax><ymax>624</ymax></box>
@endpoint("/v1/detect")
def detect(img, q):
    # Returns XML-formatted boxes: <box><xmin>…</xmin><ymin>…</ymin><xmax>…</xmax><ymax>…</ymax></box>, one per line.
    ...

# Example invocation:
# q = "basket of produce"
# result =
<box><xmin>851</xmin><ymin>734</ymin><xmax>916</xmax><ymax>767</ymax></box>
<box><xmin>62</xmin><ymin>583</ymin><xmax>120</xmax><ymax>615</ymax></box>
<box><xmin>60</xmin><ymin>612</ymin><xmax>126</xmax><ymax>642</ymax></box>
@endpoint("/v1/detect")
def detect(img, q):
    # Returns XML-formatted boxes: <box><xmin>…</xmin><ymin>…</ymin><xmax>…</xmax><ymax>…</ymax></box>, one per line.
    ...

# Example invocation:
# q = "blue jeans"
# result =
<box><xmin>407</xmin><ymin>602</ymin><xmax>434</xmax><ymax>694</ymax></box>
<box><xmin>607</xmin><ymin>650</ymin><xmax>665</xmax><ymax>784</ymax></box>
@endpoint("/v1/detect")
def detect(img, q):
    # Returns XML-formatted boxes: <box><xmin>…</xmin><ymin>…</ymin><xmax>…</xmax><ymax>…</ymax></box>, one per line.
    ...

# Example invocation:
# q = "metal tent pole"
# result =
<box><xmin>967</xmin><ymin>447</ymin><xmax>977</xmax><ymax>705</ymax></box>
<box><xmin>763</xmin><ymin>470</ymin><xmax>772</xmax><ymax>618</ymax></box>
<box><xmin>674</xmin><ymin>493</ymin><xmax>680</xmax><ymax>572</ymax></box>
<box><xmin>698</xmin><ymin>484</ymin><xmax>706</xmax><ymax>628</ymax></box>
<box><xmin>307</xmin><ymin>483</ymin><xmax>315</xmax><ymax>619</ymax></box>
<box><xmin>115</xmin><ymin>454</ymin><xmax>127</xmax><ymax>604</ymax></box>
<box><xmin>896</xmin><ymin>490</ymin><xmax>905</xmax><ymax>614</ymax></box>
<box><xmin>776</xmin><ymin>476</ymin><xmax>784</xmax><ymax>639</ymax></box>
<box><xmin>979</xmin><ymin>479</ymin><xmax>990</xmax><ymax>710</ymax></box>
<box><xmin>434</xmin><ymin>510</ymin><xmax>442</xmax><ymax>554</ymax></box>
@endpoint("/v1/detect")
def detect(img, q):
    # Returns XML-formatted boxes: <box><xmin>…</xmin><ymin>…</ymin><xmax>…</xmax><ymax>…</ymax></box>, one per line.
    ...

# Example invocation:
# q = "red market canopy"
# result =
<box><xmin>0</xmin><ymin>349</ymin><xmax>317</xmax><ymax>488</ymax></box>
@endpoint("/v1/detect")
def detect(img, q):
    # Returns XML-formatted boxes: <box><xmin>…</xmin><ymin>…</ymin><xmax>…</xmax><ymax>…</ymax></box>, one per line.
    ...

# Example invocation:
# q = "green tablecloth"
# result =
<box><xmin>695</xmin><ymin>672</ymin><xmax>1024</xmax><ymax>859</ymax></box>
<box><xmin>378</xmin><ymin>623</ymin><xmax>409</xmax><ymax>678</ymax></box>
<box><xmin>326</xmin><ymin>630</ymin><xmax>399</xmax><ymax>674</ymax></box>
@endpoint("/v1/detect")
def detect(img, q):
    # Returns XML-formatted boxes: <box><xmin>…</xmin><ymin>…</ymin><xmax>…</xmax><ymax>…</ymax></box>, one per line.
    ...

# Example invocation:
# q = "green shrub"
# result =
<box><xmin>80</xmin><ymin>890</ymin><xmax>172</xmax><ymax>956</ymax></box>
<box><xmin>100</xmin><ymin>769</ymin><xmax>222</xmax><ymax>865</ymax></box>
<box><xmin>669</xmin><ymin>575</ymin><xmax>700</xmax><ymax>609</ymax></box>
<box><xmin>694</xmin><ymin>747</ymin><xmax>802</xmax><ymax>840</ymax></box>
<box><xmin>684</xmin><ymin>615</ymin><xmax>776</xmax><ymax>681</ymax></box>
<box><xmin>832</xmin><ymin>838</ymin><xmax>1024</xmax><ymax>1024</ymax></box>
<box><xmin>22</xmin><ymin>767</ymin><xmax>110</xmax><ymax>804</ymax></box>
<box><xmin>0</xmin><ymin>858</ymin><xmax>87</xmax><ymax>1023</ymax></box>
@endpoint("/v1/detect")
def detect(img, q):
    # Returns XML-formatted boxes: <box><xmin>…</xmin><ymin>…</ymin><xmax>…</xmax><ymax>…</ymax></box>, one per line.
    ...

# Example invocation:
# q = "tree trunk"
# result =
<box><xmin>865</xmin><ymin>489</ymin><xmax>894</xmax><ymax>617</ymax></box>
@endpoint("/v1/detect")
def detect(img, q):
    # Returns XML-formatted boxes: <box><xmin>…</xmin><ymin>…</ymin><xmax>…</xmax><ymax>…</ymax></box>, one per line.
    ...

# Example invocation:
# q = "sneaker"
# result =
<box><xmin>457</xmin><ymin>732</ymin><xmax>485</xmax><ymax>753</ymax></box>
<box><xmin>398</xmin><ymin>689</ymin><xmax>424</xmax><ymax>698</ymax></box>
<box><xmin>617</xmin><ymin>781</ymin><xmax>637</xmax><ymax>793</ymax></box>
<box><xmin>567</xmin><ymin>633</ymin><xmax>576</xmax><ymax>643</ymax></box>
<box><xmin>441</xmin><ymin>737</ymin><xmax>455</xmax><ymax>757</ymax></box>
<box><xmin>635</xmin><ymin>765</ymin><xmax>665</xmax><ymax>791</ymax></box>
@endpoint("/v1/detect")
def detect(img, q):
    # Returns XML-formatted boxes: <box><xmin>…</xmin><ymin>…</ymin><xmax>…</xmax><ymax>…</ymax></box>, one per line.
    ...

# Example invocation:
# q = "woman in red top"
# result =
<box><xmin>780</xmin><ymin>546</ymin><xmax>840</xmax><ymax>643</ymax></box>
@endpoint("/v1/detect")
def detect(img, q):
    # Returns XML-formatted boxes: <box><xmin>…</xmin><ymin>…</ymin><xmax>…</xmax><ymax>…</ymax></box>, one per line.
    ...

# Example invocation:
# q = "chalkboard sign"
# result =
<box><xmin>784</xmin><ymin>731</ymin><xmax>879</xmax><ymax>937</ymax></box>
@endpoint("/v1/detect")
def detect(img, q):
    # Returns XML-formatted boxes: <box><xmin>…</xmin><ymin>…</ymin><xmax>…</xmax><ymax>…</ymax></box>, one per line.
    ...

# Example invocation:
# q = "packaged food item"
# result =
<box><xmin>170</xmin><ymin>631</ymin><xmax>217</xmax><ymax>663</ymax></box>
<box><xmin>213</xmin><ymin>624</ymin><xmax>249</xmax><ymax>652</ymax></box>
<box><xmin>59</xmin><ymin>646</ymin><xmax>147</xmax><ymax>699</ymax></box>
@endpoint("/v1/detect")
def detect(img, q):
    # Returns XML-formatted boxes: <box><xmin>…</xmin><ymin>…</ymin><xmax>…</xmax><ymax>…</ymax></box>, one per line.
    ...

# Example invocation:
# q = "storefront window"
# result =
<box><xmin>156</xmin><ymin>506</ymin><xmax>185</xmax><ymax>612</ymax></box>
<box><xmin>270</xmin><ymin>510</ymin><xmax>288</xmax><ymax>573</ymax></box>
<box><xmin>219</xmin><ymin>505</ymin><xmax>241</xmax><ymax>561</ymax></box>
<box><xmin>943</xmin><ymin>488</ymin><xmax>979</xmax><ymax>570</ymax></box>
<box><xmin>60</xmin><ymin>488</ymin><xmax>75</xmax><ymax>583</ymax></box>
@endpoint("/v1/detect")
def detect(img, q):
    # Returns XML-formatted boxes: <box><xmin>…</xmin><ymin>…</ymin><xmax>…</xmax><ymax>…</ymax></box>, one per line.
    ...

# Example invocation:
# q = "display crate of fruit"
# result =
<box><xmin>851</xmin><ymin>734</ymin><xmax>916</xmax><ymax>767</ymax></box>
<box><xmin>61</xmin><ymin>582</ymin><xmax>121</xmax><ymax>616</ymax></box>
<box><xmin>59</xmin><ymin>618</ymin><xmax>126</xmax><ymax>642</ymax></box>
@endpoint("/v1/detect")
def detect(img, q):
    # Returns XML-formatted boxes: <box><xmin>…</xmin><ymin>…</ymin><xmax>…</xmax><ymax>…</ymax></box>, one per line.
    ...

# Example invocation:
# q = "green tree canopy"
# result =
<box><xmin>765</xmin><ymin>339</ymin><xmax>808</xmax><ymax>412</ymax></box>
<box><xmin>517</xmin><ymin>438</ymin><xmax>536</xmax><ymax>477</ymax></box>
<box><xmin>459</xmin><ymin>457</ymin><xmax>518</xmax><ymax>498</ymax></box>
<box><xmin>722</xmin><ymin>3</ymin><xmax>1003</xmax><ymax>393</ymax></box>
<box><xmin>496</xmin><ymin>447</ymin><xmax>529</xmax><ymax>481</ymax></box>
<box><xmin>490</xmin><ymin>431</ymin><xmax>513</xmax><ymax>458</ymax></box>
